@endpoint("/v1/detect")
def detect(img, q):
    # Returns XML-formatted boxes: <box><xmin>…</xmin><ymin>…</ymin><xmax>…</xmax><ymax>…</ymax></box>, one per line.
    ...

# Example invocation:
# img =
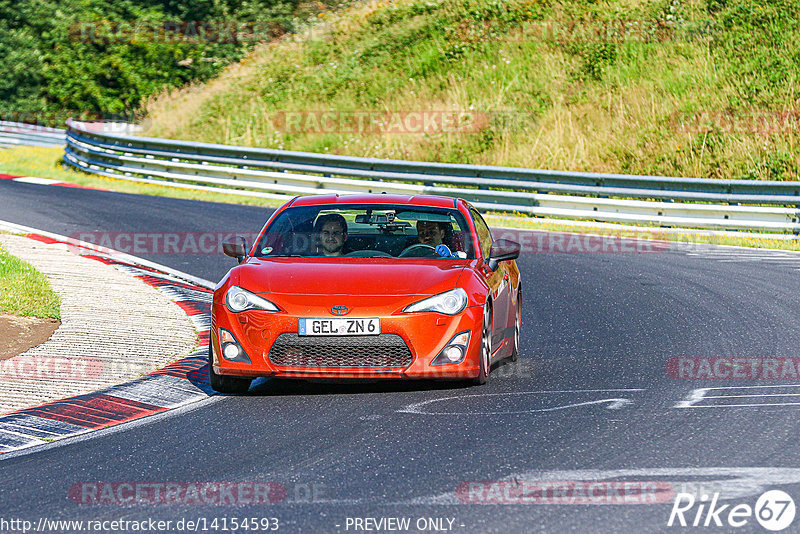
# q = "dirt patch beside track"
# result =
<box><xmin>0</xmin><ymin>313</ymin><xmax>59</xmax><ymax>360</ymax></box>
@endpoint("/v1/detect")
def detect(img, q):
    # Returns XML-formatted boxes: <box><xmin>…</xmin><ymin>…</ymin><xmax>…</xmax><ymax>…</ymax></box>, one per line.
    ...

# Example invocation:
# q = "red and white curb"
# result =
<box><xmin>0</xmin><ymin>226</ymin><xmax>216</xmax><ymax>454</ymax></box>
<box><xmin>0</xmin><ymin>173</ymin><xmax>107</xmax><ymax>191</ymax></box>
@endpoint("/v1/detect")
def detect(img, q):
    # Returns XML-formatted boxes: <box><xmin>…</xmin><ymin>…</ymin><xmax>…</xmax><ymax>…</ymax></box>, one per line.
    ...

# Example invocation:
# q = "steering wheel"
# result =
<box><xmin>342</xmin><ymin>250</ymin><xmax>394</xmax><ymax>258</ymax></box>
<box><xmin>398</xmin><ymin>244</ymin><xmax>437</xmax><ymax>258</ymax></box>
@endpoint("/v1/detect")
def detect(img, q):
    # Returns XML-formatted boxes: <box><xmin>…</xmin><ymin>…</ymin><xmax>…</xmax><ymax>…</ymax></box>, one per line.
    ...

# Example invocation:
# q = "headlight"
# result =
<box><xmin>403</xmin><ymin>288</ymin><xmax>468</xmax><ymax>315</ymax></box>
<box><xmin>225</xmin><ymin>286</ymin><xmax>280</xmax><ymax>313</ymax></box>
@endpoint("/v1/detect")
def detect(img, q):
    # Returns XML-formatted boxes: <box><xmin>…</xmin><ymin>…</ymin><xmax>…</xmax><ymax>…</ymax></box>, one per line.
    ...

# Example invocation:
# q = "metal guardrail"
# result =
<box><xmin>0</xmin><ymin>121</ymin><xmax>66</xmax><ymax>148</ymax></box>
<box><xmin>62</xmin><ymin>119</ymin><xmax>800</xmax><ymax>233</ymax></box>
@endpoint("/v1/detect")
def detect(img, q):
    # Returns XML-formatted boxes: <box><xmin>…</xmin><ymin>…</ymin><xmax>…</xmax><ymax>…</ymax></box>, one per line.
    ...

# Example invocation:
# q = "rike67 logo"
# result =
<box><xmin>668</xmin><ymin>490</ymin><xmax>796</xmax><ymax>531</ymax></box>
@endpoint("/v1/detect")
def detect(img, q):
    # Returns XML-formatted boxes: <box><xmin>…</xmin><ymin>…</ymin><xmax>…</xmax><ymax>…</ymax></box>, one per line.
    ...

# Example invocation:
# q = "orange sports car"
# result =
<box><xmin>209</xmin><ymin>194</ymin><xmax>521</xmax><ymax>392</ymax></box>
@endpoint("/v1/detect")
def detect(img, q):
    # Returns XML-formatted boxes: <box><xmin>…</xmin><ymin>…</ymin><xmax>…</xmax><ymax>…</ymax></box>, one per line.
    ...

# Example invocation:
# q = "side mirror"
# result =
<box><xmin>486</xmin><ymin>239</ymin><xmax>520</xmax><ymax>271</ymax></box>
<box><xmin>222</xmin><ymin>236</ymin><xmax>248</xmax><ymax>264</ymax></box>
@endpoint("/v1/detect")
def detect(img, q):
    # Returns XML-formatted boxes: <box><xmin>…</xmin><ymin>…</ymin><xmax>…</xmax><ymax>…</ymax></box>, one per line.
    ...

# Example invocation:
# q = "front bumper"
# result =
<box><xmin>211</xmin><ymin>296</ymin><xmax>483</xmax><ymax>380</ymax></box>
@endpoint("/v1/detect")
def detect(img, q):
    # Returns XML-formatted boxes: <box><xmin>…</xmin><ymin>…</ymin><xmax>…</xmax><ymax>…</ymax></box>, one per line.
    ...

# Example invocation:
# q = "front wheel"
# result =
<box><xmin>473</xmin><ymin>302</ymin><xmax>492</xmax><ymax>385</ymax></box>
<box><xmin>208</xmin><ymin>344</ymin><xmax>252</xmax><ymax>394</ymax></box>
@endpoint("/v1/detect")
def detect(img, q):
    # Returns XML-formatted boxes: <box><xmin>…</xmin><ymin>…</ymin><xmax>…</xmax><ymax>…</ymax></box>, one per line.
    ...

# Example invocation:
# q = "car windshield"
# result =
<box><xmin>254</xmin><ymin>204</ymin><xmax>476</xmax><ymax>259</ymax></box>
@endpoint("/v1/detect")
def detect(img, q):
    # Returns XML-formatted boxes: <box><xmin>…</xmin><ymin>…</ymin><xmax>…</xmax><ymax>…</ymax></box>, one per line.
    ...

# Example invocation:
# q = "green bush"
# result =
<box><xmin>0</xmin><ymin>0</ymin><xmax>350</xmax><ymax>125</ymax></box>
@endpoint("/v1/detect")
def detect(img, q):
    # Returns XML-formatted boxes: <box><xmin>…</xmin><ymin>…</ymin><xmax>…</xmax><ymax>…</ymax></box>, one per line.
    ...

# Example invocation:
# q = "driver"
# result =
<box><xmin>314</xmin><ymin>213</ymin><xmax>348</xmax><ymax>257</ymax></box>
<box><xmin>416</xmin><ymin>220</ymin><xmax>448</xmax><ymax>247</ymax></box>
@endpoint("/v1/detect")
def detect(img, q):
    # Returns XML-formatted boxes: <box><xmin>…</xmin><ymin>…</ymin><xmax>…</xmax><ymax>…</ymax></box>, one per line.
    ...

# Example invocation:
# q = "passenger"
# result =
<box><xmin>314</xmin><ymin>213</ymin><xmax>348</xmax><ymax>257</ymax></box>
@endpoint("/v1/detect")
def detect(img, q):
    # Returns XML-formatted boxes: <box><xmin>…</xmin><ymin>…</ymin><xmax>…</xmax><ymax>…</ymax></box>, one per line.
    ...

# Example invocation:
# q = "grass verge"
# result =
<box><xmin>0</xmin><ymin>245</ymin><xmax>61</xmax><ymax>319</ymax></box>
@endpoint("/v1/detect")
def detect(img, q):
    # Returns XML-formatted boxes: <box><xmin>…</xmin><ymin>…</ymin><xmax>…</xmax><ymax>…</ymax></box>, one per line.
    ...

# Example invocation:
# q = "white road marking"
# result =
<box><xmin>13</xmin><ymin>176</ymin><xmax>59</xmax><ymax>185</ymax></box>
<box><xmin>686</xmin><ymin>403</ymin><xmax>800</xmax><ymax>408</ymax></box>
<box><xmin>716</xmin><ymin>258</ymin><xmax>800</xmax><ymax>263</ymax></box>
<box><xmin>685</xmin><ymin>248</ymin><xmax>800</xmax><ymax>270</ymax></box>
<box><xmin>398</xmin><ymin>389</ymin><xmax>642</xmax><ymax>415</ymax></box>
<box><xmin>675</xmin><ymin>384</ymin><xmax>800</xmax><ymax>408</ymax></box>
<box><xmin>690</xmin><ymin>252</ymin><xmax>800</xmax><ymax>257</ymax></box>
<box><xmin>708</xmin><ymin>393</ymin><xmax>800</xmax><ymax>398</ymax></box>
<box><xmin>403</xmin><ymin>467</ymin><xmax>800</xmax><ymax>504</ymax></box>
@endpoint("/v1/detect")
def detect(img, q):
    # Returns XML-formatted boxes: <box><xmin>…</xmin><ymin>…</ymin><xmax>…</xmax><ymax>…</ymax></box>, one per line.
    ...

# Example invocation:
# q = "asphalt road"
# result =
<box><xmin>2</xmin><ymin>179</ymin><xmax>800</xmax><ymax>534</ymax></box>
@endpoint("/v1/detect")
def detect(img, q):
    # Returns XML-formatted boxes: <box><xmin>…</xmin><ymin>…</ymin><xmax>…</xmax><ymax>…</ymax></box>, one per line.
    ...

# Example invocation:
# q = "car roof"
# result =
<box><xmin>289</xmin><ymin>194</ymin><xmax>459</xmax><ymax>209</ymax></box>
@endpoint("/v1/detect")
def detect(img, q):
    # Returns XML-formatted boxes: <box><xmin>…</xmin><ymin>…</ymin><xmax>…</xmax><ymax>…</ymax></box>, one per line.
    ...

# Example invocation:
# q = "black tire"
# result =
<box><xmin>473</xmin><ymin>302</ymin><xmax>492</xmax><ymax>385</ymax></box>
<box><xmin>511</xmin><ymin>286</ymin><xmax>521</xmax><ymax>362</ymax></box>
<box><xmin>208</xmin><ymin>344</ymin><xmax>252</xmax><ymax>394</ymax></box>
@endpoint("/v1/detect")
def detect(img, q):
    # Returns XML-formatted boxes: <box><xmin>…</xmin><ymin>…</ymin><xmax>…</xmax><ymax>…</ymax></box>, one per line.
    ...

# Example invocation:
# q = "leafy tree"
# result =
<box><xmin>0</xmin><ymin>0</ymin><xmax>341</xmax><ymax>125</ymax></box>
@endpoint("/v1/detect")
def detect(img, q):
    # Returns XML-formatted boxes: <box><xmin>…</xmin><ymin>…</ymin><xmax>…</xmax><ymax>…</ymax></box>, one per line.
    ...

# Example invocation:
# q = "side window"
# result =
<box><xmin>469</xmin><ymin>208</ymin><xmax>493</xmax><ymax>259</ymax></box>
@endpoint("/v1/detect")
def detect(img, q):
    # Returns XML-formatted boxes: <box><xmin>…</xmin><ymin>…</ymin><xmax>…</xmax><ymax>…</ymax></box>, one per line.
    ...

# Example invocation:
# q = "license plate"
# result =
<box><xmin>298</xmin><ymin>318</ymin><xmax>380</xmax><ymax>336</ymax></box>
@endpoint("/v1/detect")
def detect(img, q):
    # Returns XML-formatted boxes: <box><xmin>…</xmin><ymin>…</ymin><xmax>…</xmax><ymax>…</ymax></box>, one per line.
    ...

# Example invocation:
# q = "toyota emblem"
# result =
<box><xmin>331</xmin><ymin>305</ymin><xmax>349</xmax><ymax>315</ymax></box>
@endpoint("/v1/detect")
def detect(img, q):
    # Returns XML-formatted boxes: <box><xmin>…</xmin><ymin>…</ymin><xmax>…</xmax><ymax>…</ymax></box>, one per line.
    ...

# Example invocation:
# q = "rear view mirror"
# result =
<box><xmin>487</xmin><ymin>239</ymin><xmax>520</xmax><ymax>271</ymax></box>
<box><xmin>223</xmin><ymin>236</ymin><xmax>248</xmax><ymax>264</ymax></box>
<box><xmin>354</xmin><ymin>213</ymin><xmax>390</xmax><ymax>224</ymax></box>
<box><xmin>395</xmin><ymin>211</ymin><xmax>451</xmax><ymax>222</ymax></box>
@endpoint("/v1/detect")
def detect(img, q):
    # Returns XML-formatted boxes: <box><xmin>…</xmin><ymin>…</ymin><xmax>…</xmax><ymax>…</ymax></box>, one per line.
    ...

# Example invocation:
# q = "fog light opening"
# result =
<box><xmin>223</xmin><ymin>343</ymin><xmax>241</xmax><ymax>360</ymax></box>
<box><xmin>431</xmin><ymin>331</ymin><xmax>471</xmax><ymax>366</ymax></box>
<box><xmin>443</xmin><ymin>346</ymin><xmax>463</xmax><ymax>363</ymax></box>
<box><xmin>218</xmin><ymin>328</ymin><xmax>251</xmax><ymax>363</ymax></box>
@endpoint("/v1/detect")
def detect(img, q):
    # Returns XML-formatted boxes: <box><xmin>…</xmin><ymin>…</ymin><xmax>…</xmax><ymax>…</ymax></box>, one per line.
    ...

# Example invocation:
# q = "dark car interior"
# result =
<box><xmin>255</xmin><ymin>205</ymin><xmax>474</xmax><ymax>258</ymax></box>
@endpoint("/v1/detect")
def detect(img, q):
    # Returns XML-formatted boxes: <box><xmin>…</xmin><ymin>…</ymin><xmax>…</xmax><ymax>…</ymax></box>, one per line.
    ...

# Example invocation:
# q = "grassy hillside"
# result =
<box><xmin>0</xmin><ymin>0</ymin><xmax>349</xmax><ymax>122</ymax></box>
<box><xmin>142</xmin><ymin>0</ymin><xmax>800</xmax><ymax>180</ymax></box>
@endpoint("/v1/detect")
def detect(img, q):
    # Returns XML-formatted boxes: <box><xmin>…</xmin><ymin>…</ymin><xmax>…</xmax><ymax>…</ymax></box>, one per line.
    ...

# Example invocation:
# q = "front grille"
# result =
<box><xmin>268</xmin><ymin>333</ymin><xmax>413</xmax><ymax>368</ymax></box>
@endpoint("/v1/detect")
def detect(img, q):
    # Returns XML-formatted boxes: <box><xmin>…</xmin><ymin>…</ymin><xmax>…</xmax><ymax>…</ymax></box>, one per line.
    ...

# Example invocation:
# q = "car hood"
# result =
<box><xmin>236</xmin><ymin>258</ymin><xmax>468</xmax><ymax>296</ymax></box>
